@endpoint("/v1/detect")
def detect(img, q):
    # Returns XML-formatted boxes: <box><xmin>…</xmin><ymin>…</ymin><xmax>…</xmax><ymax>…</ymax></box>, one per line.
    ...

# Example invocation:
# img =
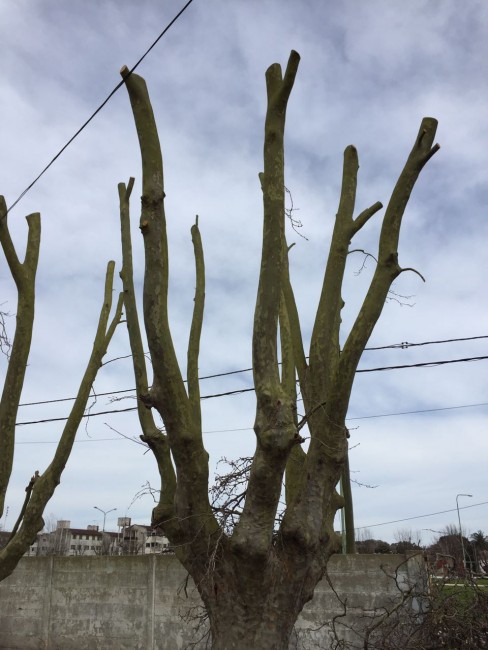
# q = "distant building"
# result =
<box><xmin>27</xmin><ymin>521</ymin><xmax>118</xmax><ymax>556</ymax></box>
<box><xmin>120</xmin><ymin>521</ymin><xmax>171</xmax><ymax>555</ymax></box>
<box><xmin>144</xmin><ymin>528</ymin><xmax>171</xmax><ymax>555</ymax></box>
<box><xmin>2</xmin><ymin>519</ymin><xmax>172</xmax><ymax>557</ymax></box>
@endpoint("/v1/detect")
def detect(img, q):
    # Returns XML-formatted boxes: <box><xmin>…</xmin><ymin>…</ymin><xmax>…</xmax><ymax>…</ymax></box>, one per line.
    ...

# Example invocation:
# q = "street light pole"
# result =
<box><xmin>94</xmin><ymin>506</ymin><xmax>117</xmax><ymax>532</ymax></box>
<box><xmin>456</xmin><ymin>493</ymin><xmax>472</xmax><ymax>573</ymax></box>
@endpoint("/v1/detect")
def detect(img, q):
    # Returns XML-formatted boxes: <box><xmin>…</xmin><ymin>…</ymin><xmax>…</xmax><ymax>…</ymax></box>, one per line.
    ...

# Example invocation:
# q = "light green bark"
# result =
<box><xmin>0</xmin><ymin>200</ymin><xmax>40</xmax><ymax>520</ymax></box>
<box><xmin>0</xmin><ymin>198</ymin><xmax>123</xmax><ymax>581</ymax></box>
<box><xmin>120</xmin><ymin>67</ymin><xmax>219</xmax><ymax>567</ymax></box>
<box><xmin>118</xmin><ymin>178</ymin><xmax>177</xmax><ymax>538</ymax></box>
<box><xmin>119</xmin><ymin>52</ymin><xmax>439</xmax><ymax>649</ymax></box>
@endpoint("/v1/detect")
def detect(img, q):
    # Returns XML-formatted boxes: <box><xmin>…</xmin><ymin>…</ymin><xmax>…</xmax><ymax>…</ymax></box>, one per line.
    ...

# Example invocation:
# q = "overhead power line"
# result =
<box><xmin>347</xmin><ymin>401</ymin><xmax>488</xmax><ymax>421</ymax></box>
<box><xmin>15</xmin><ymin>398</ymin><xmax>488</xmax><ymax>431</ymax></box>
<box><xmin>365</xmin><ymin>334</ymin><xmax>488</xmax><ymax>351</ymax></box>
<box><xmin>3</xmin><ymin>0</ymin><xmax>197</xmax><ymax>218</ymax></box>
<box><xmin>355</xmin><ymin>500</ymin><xmax>488</xmax><ymax>530</ymax></box>
<box><xmin>18</xmin><ymin>367</ymin><xmax>257</xmax><ymax>408</ymax></box>
<box><xmin>15</xmin><ymin>395</ymin><xmax>488</xmax><ymax>443</ymax></box>
<box><xmin>356</xmin><ymin>354</ymin><xmax>488</xmax><ymax>373</ymax></box>
<box><xmin>16</xmin><ymin>356</ymin><xmax>488</xmax><ymax>426</ymax></box>
<box><xmin>16</xmin><ymin>334</ymin><xmax>488</xmax><ymax>410</ymax></box>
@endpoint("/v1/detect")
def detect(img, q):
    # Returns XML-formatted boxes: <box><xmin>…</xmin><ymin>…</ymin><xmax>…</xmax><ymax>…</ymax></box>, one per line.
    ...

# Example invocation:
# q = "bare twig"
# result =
<box><xmin>349</xmin><ymin>249</ymin><xmax>379</xmax><ymax>276</ymax></box>
<box><xmin>386</xmin><ymin>289</ymin><xmax>416</xmax><ymax>308</ymax></box>
<box><xmin>0</xmin><ymin>305</ymin><xmax>12</xmax><ymax>359</ymax></box>
<box><xmin>104</xmin><ymin>422</ymin><xmax>149</xmax><ymax>448</ymax></box>
<box><xmin>285</xmin><ymin>186</ymin><xmax>308</xmax><ymax>240</ymax></box>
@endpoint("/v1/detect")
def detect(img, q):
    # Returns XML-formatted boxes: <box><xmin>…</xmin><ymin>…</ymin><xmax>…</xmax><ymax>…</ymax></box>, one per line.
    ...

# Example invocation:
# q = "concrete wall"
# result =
<box><xmin>0</xmin><ymin>554</ymin><xmax>425</xmax><ymax>649</ymax></box>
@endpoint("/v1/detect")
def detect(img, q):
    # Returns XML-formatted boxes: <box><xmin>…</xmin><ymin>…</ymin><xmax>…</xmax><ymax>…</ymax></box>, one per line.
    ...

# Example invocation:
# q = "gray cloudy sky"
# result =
<box><xmin>1</xmin><ymin>0</ymin><xmax>487</xmax><ymax>545</ymax></box>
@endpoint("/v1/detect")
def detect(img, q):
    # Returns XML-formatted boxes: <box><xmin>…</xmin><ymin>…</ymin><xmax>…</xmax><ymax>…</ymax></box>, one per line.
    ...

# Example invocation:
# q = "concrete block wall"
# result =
<box><xmin>0</xmin><ymin>554</ymin><xmax>425</xmax><ymax>649</ymax></box>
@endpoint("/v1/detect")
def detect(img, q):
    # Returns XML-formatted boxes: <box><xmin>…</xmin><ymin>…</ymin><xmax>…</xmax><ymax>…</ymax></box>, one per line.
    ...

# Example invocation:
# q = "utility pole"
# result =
<box><xmin>456</xmin><ymin>493</ymin><xmax>472</xmax><ymax>573</ymax></box>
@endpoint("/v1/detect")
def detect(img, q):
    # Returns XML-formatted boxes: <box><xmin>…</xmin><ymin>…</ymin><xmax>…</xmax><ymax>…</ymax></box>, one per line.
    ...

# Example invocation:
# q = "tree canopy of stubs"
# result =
<box><xmin>118</xmin><ymin>50</ymin><xmax>439</xmax><ymax>649</ymax></box>
<box><xmin>0</xmin><ymin>199</ymin><xmax>124</xmax><ymax>583</ymax></box>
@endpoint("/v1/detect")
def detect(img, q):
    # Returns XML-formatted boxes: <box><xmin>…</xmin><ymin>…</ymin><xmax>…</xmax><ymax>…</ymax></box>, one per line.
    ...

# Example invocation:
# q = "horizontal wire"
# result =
<box><xmin>16</xmin><ymin>335</ymin><xmax>488</xmax><ymax>410</ymax></box>
<box><xmin>365</xmin><ymin>334</ymin><xmax>488</xmax><ymax>351</ymax></box>
<box><xmin>347</xmin><ymin>401</ymin><xmax>488</xmax><ymax>421</ymax></box>
<box><xmin>357</xmin><ymin>355</ymin><xmax>488</xmax><ymax>373</ymax></box>
<box><xmin>2</xmin><ymin>0</ymin><xmax>196</xmax><ymax>218</ymax></box>
<box><xmin>355</xmin><ymin>500</ymin><xmax>488</xmax><ymax>530</ymax></box>
<box><xmin>14</xmin><ymin>353</ymin><xmax>488</xmax><ymax>427</ymax></box>
<box><xmin>14</xmin><ymin>399</ymin><xmax>488</xmax><ymax>438</ymax></box>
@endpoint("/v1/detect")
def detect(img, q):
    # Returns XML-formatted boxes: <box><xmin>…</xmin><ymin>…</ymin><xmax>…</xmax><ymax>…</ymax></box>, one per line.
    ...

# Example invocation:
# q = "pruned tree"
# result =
<box><xmin>118</xmin><ymin>50</ymin><xmax>439</xmax><ymax>649</ymax></box>
<box><xmin>0</xmin><ymin>197</ymin><xmax>124</xmax><ymax>582</ymax></box>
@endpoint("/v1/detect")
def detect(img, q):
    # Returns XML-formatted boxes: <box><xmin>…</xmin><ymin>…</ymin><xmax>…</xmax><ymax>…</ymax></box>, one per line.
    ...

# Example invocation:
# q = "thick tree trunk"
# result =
<box><xmin>195</xmin><ymin>548</ymin><xmax>330</xmax><ymax>650</ymax></box>
<box><xmin>209</xmin><ymin>604</ymin><xmax>297</xmax><ymax>650</ymax></box>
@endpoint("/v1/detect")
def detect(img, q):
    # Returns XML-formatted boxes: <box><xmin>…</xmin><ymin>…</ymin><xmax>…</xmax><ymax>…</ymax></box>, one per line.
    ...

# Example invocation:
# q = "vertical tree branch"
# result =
<box><xmin>121</xmin><ymin>67</ymin><xmax>217</xmax><ymax>547</ymax></box>
<box><xmin>253</xmin><ymin>50</ymin><xmax>300</xmax><ymax>401</ymax></box>
<box><xmin>118</xmin><ymin>179</ymin><xmax>178</xmax><ymax>536</ymax></box>
<box><xmin>339</xmin><ymin>118</ymin><xmax>439</xmax><ymax>395</ymax></box>
<box><xmin>0</xmin><ymin>198</ymin><xmax>40</xmax><ymax>519</ymax></box>
<box><xmin>0</xmin><ymin>261</ymin><xmax>124</xmax><ymax>582</ymax></box>
<box><xmin>42</xmin><ymin>262</ymin><xmax>123</xmax><ymax>478</ymax></box>
<box><xmin>188</xmin><ymin>216</ymin><xmax>205</xmax><ymax>432</ymax></box>
<box><xmin>282</xmin><ymin>120</ymin><xmax>438</xmax><ymax>556</ymax></box>
<box><xmin>279</xmin><ymin>287</ymin><xmax>307</xmax><ymax>507</ymax></box>
<box><xmin>282</xmin><ymin>245</ymin><xmax>308</xmax><ymax>388</ymax></box>
<box><xmin>231</xmin><ymin>51</ymin><xmax>300</xmax><ymax>558</ymax></box>
<box><xmin>309</xmin><ymin>146</ymin><xmax>382</xmax><ymax>392</ymax></box>
<box><xmin>280</xmin><ymin>147</ymin><xmax>379</xmax><ymax>551</ymax></box>
<box><xmin>120</xmin><ymin>65</ymin><xmax>190</xmax><ymax>433</ymax></box>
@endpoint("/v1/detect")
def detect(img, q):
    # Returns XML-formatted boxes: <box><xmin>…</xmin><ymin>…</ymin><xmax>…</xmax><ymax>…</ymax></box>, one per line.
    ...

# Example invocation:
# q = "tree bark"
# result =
<box><xmin>0</xmin><ymin>201</ymin><xmax>40</xmax><ymax>519</ymax></box>
<box><xmin>0</xmin><ymin>198</ymin><xmax>123</xmax><ymax>582</ymax></box>
<box><xmin>120</xmin><ymin>52</ymin><xmax>439</xmax><ymax>648</ymax></box>
<box><xmin>120</xmin><ymin>66</ymin><xmax>219</xmax><ymax>567</ymax></box>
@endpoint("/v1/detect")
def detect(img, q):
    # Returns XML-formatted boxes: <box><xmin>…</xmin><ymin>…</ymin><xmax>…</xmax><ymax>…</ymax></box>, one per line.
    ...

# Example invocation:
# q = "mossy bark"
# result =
<box><xmin>120</xmin><ymin>52</ymin><xmax>439</xmax><ymax>648</ymax></box>
<box><xmin>0</xmin><ymin>199</ymin><xmax>123</xmax><ymax>583</ymax></box>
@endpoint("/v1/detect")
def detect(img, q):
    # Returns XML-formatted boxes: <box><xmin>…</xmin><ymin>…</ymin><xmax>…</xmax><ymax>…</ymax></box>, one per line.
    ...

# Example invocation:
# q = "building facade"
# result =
<box><xmin>22</xmin><ymin>519</ymin><xmax>171</xmax><ymax>556</ymax></box>
<box><xmin>27</xmin><ymin>521</ymin><xmax>118</xmax><ymax>556</ymax></box>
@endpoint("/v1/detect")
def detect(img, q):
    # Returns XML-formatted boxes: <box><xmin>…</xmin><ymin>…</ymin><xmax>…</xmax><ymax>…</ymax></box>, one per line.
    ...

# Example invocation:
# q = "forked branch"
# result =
<box><xmin>340</xmin><ymin>118</ymin><xmax>439</xmax><ymax>392</ymax></box>
<box><xmin>231</xmin><ymin>51</ymin><xmax>300</xmax><ymax>559</ymax></box>
<box><xmin>0</xmin><ymin>260</ymin><xmax>124</xmax><ymax>582</ymax></box>
<box><xmin>118</xmin><ymin>178</ymin><xmax>177</xmax><ymax>535</ymax></box>
<box><xmin>0</xmin><ymin>199</ymin><xmax>40</xmax><ymax>519</ymax></box>
<box><xmin>121</xmin><ymin>67</ymin><xmax>218</xmax><ymax>551</ymax></box>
